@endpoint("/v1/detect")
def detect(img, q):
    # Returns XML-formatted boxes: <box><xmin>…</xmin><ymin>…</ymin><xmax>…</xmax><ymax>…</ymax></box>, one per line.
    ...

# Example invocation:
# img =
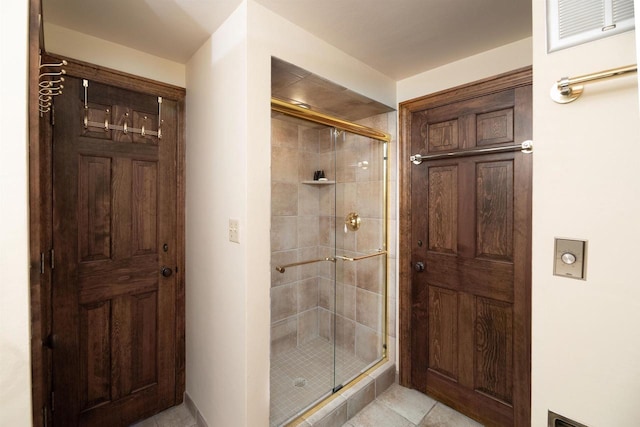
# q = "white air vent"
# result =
<box><xmin>547</xmin><ymin>0</ymin><xmax>635</xmax><ymax>52</ymax></box>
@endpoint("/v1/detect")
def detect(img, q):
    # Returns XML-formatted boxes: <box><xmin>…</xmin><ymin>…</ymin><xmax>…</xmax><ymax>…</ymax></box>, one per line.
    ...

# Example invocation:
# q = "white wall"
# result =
<box><xmin>45</xmin><ymin>23</ymin><xmax>186</xmax><ymax>87</ymax></box>
<box><xmin>0</xmin><ymin>1</ymin><xmax>32</xmax><ymax>426</ymax></box>
<box><xmin>531</xmin><ymin>2</ymin><xmax>640</xmax><ymax>426</ymax></box>
<box><xmin>185</xmin><ymin>3</ymin><xmax>249</xmax><ymax>426</ymax></box>
<box><xmin>397</xmin><ymin>37</ymin><xmax>533</xmax><ymax>102</ymax></box>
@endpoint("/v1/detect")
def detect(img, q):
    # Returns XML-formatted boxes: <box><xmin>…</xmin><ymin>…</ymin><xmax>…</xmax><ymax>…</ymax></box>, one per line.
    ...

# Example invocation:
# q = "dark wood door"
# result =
<box><xmin>51</xmin><ymin>76</ymin><xmax>179</xmax><ymax>426</ymax></box>
<box><xmin>406</xmin><ymin>77</ymin><xmax>532</xmax><ymax>426</ymax></box>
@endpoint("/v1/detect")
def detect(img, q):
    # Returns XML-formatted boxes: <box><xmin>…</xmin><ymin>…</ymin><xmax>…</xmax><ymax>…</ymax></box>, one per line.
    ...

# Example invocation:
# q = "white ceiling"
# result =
<box><xmin>43</xmin><ymin>0</ymin><xmax>531</xmax><ymax>80</ymax></box>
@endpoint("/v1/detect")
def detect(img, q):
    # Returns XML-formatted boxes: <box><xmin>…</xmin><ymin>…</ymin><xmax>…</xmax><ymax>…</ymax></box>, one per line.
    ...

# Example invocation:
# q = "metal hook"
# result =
<box><xmin>157</xmin><ymin>97</ymin><xmax>163</xmax><ymax>139</ymax></box>
<box><xmin>39</xmin><ymin>59</ymin><xmax>67</xmax><ymax>68</ymax></box>
<box><xmin>83</xmin><ymin>79</ymin><xmax>89</xmax><ymax>128</ymax></box>
<box><xmin>39</xmin><ymin>69</ymin><xmax>66</xmax><ymax>79</ymax></box>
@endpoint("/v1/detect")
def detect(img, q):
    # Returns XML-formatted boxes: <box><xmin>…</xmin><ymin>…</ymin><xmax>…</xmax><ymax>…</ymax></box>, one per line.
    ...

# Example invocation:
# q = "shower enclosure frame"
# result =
<box><xmin>270</xmin><ymin>98</ymin><xmax>392</xmax><ymax>425</ymax></box>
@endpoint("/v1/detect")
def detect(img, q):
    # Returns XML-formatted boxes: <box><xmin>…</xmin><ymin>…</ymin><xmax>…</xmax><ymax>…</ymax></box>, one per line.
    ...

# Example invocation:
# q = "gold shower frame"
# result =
<box><xmin>271</xmin><ymin>97</ymin><xmax>391</xmax><ymax>426</ymax></box>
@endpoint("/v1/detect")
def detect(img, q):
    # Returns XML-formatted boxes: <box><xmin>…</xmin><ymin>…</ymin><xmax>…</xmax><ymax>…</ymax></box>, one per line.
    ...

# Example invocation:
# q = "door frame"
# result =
<box><xmin>28</xmin><ymin>4</ymin><xmax>187</xmax><ymax>421</ymax></box>
<box><xmin>398</xmin><ymin>67</ymin><xmax>532</xmax><ymax>422</ymax></box>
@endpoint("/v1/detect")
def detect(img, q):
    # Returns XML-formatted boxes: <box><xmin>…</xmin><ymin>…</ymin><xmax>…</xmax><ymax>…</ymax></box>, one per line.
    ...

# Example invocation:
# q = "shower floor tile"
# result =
<box><xmin>270</xmin><ymin>337</ymin><xmax>370</xmax><ymax>427</ymax></box>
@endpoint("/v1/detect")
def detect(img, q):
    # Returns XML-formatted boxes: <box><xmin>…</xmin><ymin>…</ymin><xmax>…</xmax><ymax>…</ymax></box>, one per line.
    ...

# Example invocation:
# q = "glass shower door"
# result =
<box><xmin>270</xmin><ymin>116</ymin><xmax>387</xmax><ymax>426</ymax></box>
<box><xmin>270</xmin><ymin>118</ymin><xmax>337</xmax><ymax>426</ymax></box>
<box><xmin>333</xmin><ymin>130</ymin><xmax>387</xmax><ymax>389</ymax></box>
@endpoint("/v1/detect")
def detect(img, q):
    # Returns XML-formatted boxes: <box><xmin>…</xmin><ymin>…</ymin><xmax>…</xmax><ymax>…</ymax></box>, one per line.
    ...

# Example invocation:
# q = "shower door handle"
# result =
<box><xmin>414</xmin><ymin>261</ymin><xmax>425</xmax><ymax>272</ymax></box>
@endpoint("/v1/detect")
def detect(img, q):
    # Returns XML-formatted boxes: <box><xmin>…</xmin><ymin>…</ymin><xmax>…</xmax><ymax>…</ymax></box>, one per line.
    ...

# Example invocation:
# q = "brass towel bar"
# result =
<box><xmin>275</xmin><ymin>251</ymin><xmax>387</xmax><ymax>273</ymax></box>
<box><xmin>551</xmin><ymin>64</ymin><xmax>637</xmax><ymax>104</ymax></box>
<box><xmin>335</xmin><ymin>251</ymin><xmax>387</xmax><ymax>262</ymax></box>
<box><xmin>275</xmin><ymin>257</ymin><xmax>335</xmax><ymax>273</ymax></box>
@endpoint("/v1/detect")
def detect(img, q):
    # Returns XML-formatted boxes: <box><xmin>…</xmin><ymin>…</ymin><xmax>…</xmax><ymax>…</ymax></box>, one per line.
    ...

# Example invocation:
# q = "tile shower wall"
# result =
<box><xmin>271</xmin><ymin>118</ymin><xmax>327</xmax><ymax>357</ymax></box>
<box><xmin>270</xmin><ymin>111</ymin><xmax>397</xmax><ymax>367</ymax></box>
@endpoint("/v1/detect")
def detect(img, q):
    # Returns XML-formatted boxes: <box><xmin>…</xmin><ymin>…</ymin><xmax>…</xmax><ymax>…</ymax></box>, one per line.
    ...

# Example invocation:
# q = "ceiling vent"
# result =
<box><xmin>547</xmin><ymin>0</ymin><xmax>635</xmax><ymax>52</ymax></box>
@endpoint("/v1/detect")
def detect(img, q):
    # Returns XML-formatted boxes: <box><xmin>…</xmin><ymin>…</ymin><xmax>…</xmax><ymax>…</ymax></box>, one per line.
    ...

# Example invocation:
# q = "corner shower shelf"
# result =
<box><xmin>301</xmin><ymin>180</ymin><xmax>335</xmax><ymax>185</ymax></box>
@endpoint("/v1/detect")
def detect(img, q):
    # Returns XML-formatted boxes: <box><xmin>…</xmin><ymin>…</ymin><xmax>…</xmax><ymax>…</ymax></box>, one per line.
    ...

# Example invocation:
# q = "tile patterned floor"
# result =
<box><xmin>270</xmin><ymin>337</ymin><xmax>372</xmax><ymax>426</ymax></box>
<box><xmin>130</xmin><ymin>378</ymin><xmax>483</xmax><ymax>427</ymax></box>
<box><xmin>345</xmin><ymin>384</ymin><xmax>484</xmax><ymax>427</ymax></box>
<box><xmin>130</xmin><ymin>403</ymin><xmax>196</xmax><ymax>427</ymax></box>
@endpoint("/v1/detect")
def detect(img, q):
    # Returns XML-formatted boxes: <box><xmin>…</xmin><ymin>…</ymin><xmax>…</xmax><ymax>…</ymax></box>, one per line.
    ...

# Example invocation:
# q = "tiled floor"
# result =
<box><xmin>345</xmin><ymin>384</ymin><xmax>484</xmax><ymax>427</ymax></box>
<box><xmin>270</xmin><ymin>337</ymin><xmax>372</xmax><ymax>426</ymax></box>
<box><xmin>130</xmin><ymin>403</ymin><xmax>196</xmax><ymax>427</ymax></box>
<box><xmin>131</xmin><ymin>381</ymin><xmax>483</xmax><ymax>427</ymax></box>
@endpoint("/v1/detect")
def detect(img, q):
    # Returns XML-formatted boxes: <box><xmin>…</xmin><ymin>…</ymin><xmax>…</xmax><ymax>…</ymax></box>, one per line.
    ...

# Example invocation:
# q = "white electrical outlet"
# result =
<box><xmin>229</xmin><ymin>219</ymin><xmax>240</xmax><ymax>243</ymax></box>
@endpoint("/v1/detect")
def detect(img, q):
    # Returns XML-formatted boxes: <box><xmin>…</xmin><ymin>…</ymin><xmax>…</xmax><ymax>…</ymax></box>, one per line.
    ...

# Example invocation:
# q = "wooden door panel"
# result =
<box><xmin>426</xmin><ymin>371</ymin><xmax>513</xmax><ymax>427</ymax></box>
<box><xmin>424</xmin><ymin>255</ymin><xmax>513</xmax><ymax>302</ymax></box>
<box><xmin>476</xmin><ymin>160</ymin><xmax>514</xmax><ymax>261</ymax></box>
<box><xmin>52</xmin><ymin>76</ymin><xmax>178</xmax><ymax>426</ymax></box>
<box><xmin>404</xmin><ymin>72</ymin><xmax>532</xmax><ymax>426</ymax></box>
<box><xmin>427</xmin><ymin>166</ymin><xmax>458</xmax><ymax>253</ymax></box>
<box><xmin>427</xmin><ymin>286</ymin><xmax>458</xmax><ymax>380</ymax></box>
<box><xmin>475</xmin><ymin>296</ymin><xmax>513</xmax><ymax>404</ymax></box>
<box><xmin>423</xmin><ymin>119</ymin><xmax>459</xmax><ymax>152</ymax></box>
<box><xmin>477</xmin><ymin>108</ymin><xmax>514</xmax><ymax>146</ymax></box>
<box><xmin>132</xmin><ymin>160</ymin><xmax>159</xmax><ymax>254</ymax></box>
<box><xmin>78</xmin><ymin>155</ymin><xmax>112</xmax><ymax>261</ymax></box>
<box><xmin>80</xmin><ymin>301</ymin><xmax>111</xmax><ymax>410</ymax></box>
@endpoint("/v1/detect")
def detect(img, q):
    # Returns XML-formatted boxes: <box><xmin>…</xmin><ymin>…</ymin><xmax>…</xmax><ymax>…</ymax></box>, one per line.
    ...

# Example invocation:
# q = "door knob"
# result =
<box><xmin>161</xmin><ymin>266</ymin><xmax>173</xmax><ymax>277</ymax></box>
<box><xmin>414</xmin><ymin>261</ymin><xmax>425</xmax><ymax>272</ymax></box>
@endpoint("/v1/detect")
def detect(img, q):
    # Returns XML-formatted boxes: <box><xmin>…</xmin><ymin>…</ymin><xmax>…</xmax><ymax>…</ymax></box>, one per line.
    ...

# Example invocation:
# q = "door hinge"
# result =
<box><xmin>44</xmin><ymin>334</ymin><xmax>57</xmax><ymax>350</ymax></box>
<box><xmin>50</xmin><ymin>105</ymin><xmax>55</xmax><ymax>126</ymax></box>
<box><xmin>40</xmin><ymin>252</ymin><xmax>45</xmax><ymax>274</ymax></box>
<box><xmin>50</xmin><ymin>249</ymin><xmax>54</xmax><ymax>270</ymax></box>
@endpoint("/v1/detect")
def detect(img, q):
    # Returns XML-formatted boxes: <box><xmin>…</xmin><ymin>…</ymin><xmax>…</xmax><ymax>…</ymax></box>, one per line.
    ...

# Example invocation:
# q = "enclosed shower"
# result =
<box><xmin>269</xmin><ymin>96</ymin><xmax>390</xmax><ymax>426</ymax></box>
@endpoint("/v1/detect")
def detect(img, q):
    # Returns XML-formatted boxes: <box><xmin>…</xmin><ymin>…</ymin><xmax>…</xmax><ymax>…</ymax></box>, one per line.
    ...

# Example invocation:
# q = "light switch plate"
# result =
<box><xmin>229</xmin><ymin>219</ymin><xmax>240</xmax><ymax>243</ymax></box>
<box><xmin>554</xmin><ymin>238</ymin><xmax>587</xmax><ymax>280</ymax></box>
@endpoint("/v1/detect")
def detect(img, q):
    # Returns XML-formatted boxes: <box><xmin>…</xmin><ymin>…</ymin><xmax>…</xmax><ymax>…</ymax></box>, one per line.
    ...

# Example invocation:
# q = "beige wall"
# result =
<box><xmin>185</xmin><ymin>3</ymin><xmax>249</xmax><ymax>425</ymax></box>
<box><xmin>0</xmin><ymin>1</ymin><xmax>32</xmax><ymax>426</ymax></box>
<box><xmin>44</xmin><ymin>23</ymin><xmax>186</xmax><ymax>87</ymax></box>
<box><xmin>397</xmin><ymin>37</ymin><xmax>533</xmax><ymax>102</ymax></box>
<box><xmin>532</xmin><ymin>2</ymin><xmax>640</xmax><ymax>426</ymax></box>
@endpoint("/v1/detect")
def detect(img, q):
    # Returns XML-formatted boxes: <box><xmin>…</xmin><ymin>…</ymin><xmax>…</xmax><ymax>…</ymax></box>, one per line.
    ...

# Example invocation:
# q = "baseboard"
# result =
<box><xmin>184</xmin><ymin>392</ymin><xmax>210</xmax><ymax>427</ymax></box>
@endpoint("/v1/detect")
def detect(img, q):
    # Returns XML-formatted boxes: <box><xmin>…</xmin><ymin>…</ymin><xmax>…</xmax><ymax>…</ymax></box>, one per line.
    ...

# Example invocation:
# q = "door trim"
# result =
<box><xmin>398</xmin><ymin>67</ymin><xmax>532</xmax><ymax>423</ymax></box>
<box><xmin>28</xmin><ymin>48</ymin><xmax>187</xmax><ymax>425</ymax></box>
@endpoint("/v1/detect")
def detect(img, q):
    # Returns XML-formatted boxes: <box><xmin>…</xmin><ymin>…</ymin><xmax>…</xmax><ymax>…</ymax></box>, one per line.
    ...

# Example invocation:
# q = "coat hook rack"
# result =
<box><xmin>38</xmin><ymin>56</ymin><xmax>66</xmax><ymax>116</ymax></box>
<box><xmin>82</xmin><ymin>79</ymin><xmax>163</xmax><ymax>138</ymax></box>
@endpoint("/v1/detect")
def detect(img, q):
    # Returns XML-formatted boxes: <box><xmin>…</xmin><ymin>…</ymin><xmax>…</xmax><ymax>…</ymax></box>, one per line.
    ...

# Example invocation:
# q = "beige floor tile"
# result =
<box><xmin>376</xmin><ymin>384</ymin><xmax>436</xmax><ymax>425</ymax></box>
<box><xmin>130</xmin><ymin>417</ymin><xmax>157</xmax><ymax>427</ymax></box>
<box><xmin>418</xmin><ymin>403</ymin><xmax>484</xmax><ymax>427</ymax></box>
<box><xmin>154</xmin><ymin>404</ymin><xmax>197</xmax><ymax>427</ymax></box>
<box><xmin>343</xmin><ymin>401</ymin><xmax>413</xmax><ymax>427</ymax></box>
